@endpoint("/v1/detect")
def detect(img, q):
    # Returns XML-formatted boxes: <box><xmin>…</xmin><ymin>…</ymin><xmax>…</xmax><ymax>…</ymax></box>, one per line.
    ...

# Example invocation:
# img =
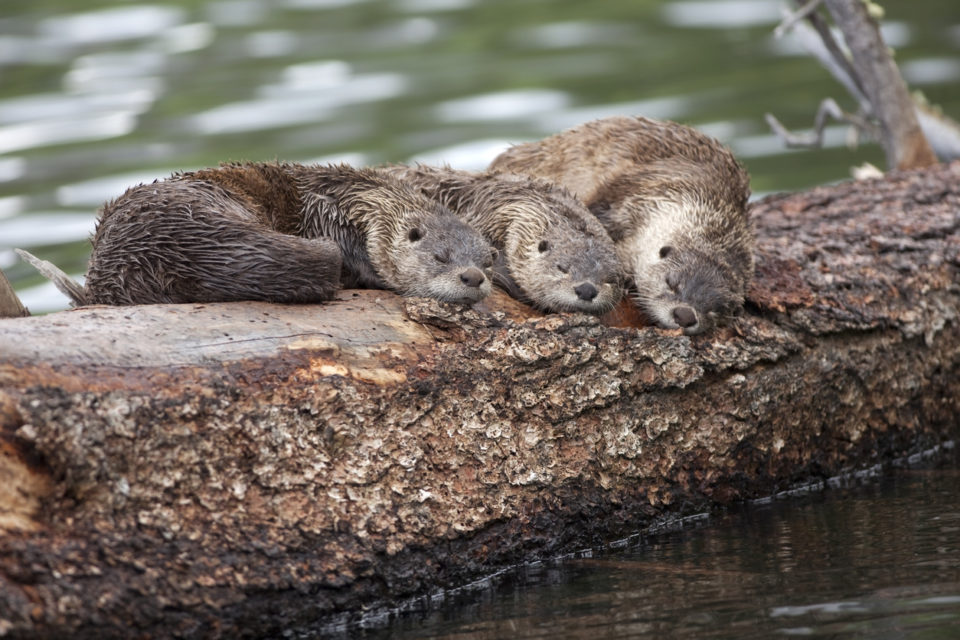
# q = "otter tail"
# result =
<box><xmin>14</xmin><ymin>248</ymin><xmax>87</xmax><ymax>306</ymax></box>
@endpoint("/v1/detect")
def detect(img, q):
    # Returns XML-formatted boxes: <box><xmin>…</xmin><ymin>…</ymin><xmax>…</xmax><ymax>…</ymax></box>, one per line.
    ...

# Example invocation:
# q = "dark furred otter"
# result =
<box><xmin>23</xmin><ymin>163</ymin><xmax>495</xmax><ymax>306</ymax></box>
<box><xmin>382</xmin><ymin>163</ymin><xmax>623</xmax><ymax>315</ymax></box>
<box><xmin>491</xmin><ymin>116</ymin><xmax>754</xmax><ymax>334</ymax></box>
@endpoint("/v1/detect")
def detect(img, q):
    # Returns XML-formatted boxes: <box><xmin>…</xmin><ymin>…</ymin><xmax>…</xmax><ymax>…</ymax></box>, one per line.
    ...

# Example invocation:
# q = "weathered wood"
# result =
<box><xmin>822</xmin><ymin>0</ymin><xmax>938</xmax><ymax>169</ymax></box>
<box><xmin>1</xmin><ymin>162</ymin><xmax>959</xmax><ymax>638</ymax></box>
<box><xmin>0</xmin><ymin>270</ymin><xmax>28</xmax><ymax>319</ymax></box>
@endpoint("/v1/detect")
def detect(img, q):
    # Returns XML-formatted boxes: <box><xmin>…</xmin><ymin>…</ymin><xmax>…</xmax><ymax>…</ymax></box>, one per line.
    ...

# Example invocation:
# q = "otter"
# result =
<box><xmin>490</xmin><ymin>116</ymin><xmax>754</xmax><ymax>334</ymax></box>
<box><xmin>381</xmin><ymin>163</ymin><xmax>623</xmax><ymax>314</ymax></box>
<box><xmin>19</xmin><ymin>163</ymin><xmax>495</xmax><ymax>306</ymax></box>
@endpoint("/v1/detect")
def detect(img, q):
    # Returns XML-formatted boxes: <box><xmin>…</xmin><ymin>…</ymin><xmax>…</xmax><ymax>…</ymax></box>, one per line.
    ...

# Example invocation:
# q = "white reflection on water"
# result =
<box><xmin>158</xmin><ymin>22</ymin><xmax>217</xmax><ymax>54</ymax></box>
<box><xmin>515</xmin><ymin>21</ymin><xmax>634</xmax><ymax>49</ymax></box>
<box><xmin>538</xmin><ymin>96</ymin><xmax>694</xmax><ymax>135</ymax></box>
<box><xmin>14</xmin><ymin>280</ymin><xmax>78</xmax><ymax>315</ymax></box>
<box><xmin>56</xmin><ymin>171</ymin><xmax>177</xmax><ymax>208</ymax></box>
<box><xmin>409</xmin><ymin>139</ymin><xmax>515</xmax><ymax>171</ymax></box>
<box><xmin>0</xmin><ymin>113</ymin><xmax>138</xmax><ymax>155</ymax></box>
<box><xmin>662</xmin><ymin>1</ymin><xmax>783</xmax><ymax>28</ymax></box>
<box><xmin>304</xmin><ymin>152</ymin><xmax>370</xmax><ymax>167</ymax></box>
<box><xmin>901</xmin><ymin>57</ymin><xmax>960</xmax><ymax>85</ymax></box>
<box><xmin>434</xmin><ymin>89</ymin><xmax>570</xmax><ymax>123</ymax></box>
<box><xmin>371</xmin><ymin>18</ymin><xmax>440</xmax><ymax>47</ymax></box>
<box><xmin>0</xmin><ymin>159</ymin><xmax>26</xmax><ymax>184</ymax></box>
<box><xmin>38</xmin><ymin>6</ymin><xmax>186</xmax><ymax>45</ymax></box>
<box><xmin>283</xmin><ymin>0</ymin><xmax>373</xmax><ymax>9</ymax></box>
<box><xmin>0</xmin><ymin>35</ymin><xmax>68</xmax><ymax>66</ymax></box>
<box><xmin>191</xmin><ymin>62</ymin><xmax>407</xmax><ymax>135</ymax></box>
<box><xmin>0</xmin><ymin>197</ymin><xmax>26</xmax><ymax>221</ymax></box>
<box><xmin>0</xmin><ymin>213</ymin><xmax>96</xmax><ymax>248</ymax></box>
<box><xmin>0</xmin><ymin>90</ymin><xmax>155</xmax><ymax>125</ymax></box>
<box><xmin>64</xmin><ymin>52</ymin><xmax>167</xmax><ymax>95</ymax></box>
<box><xmin>397</xmin><ymin>0</ymin><xmax>474</xmax><ymax>12</ymax></box>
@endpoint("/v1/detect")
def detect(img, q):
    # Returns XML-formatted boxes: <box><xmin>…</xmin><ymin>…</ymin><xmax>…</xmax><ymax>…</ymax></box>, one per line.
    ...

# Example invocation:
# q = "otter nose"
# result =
<box><xmin>574</xmin><ymin>282</ymin><xmax>598</xmax><ymax>301</ymax></box>
<box><xmin>460</xmin><ymin>267</ymin><xmax>486</xmax><ymax>288</ymax></box>
<box><xmin>672</xmin><ymin>305</ymin><xmax>698</xmax><ymax>328</ymax></box>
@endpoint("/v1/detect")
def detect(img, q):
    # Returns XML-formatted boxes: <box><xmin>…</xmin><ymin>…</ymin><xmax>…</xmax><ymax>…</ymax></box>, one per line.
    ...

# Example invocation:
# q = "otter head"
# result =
<box><xmin>390</xmin><ymin>210</ymin><xmax>496</xmax><ymax>305</ymax></box>
<box><xmin>509</xmin><ymin>220</ymin><xmax>622</xmax><ymax>314</ymax></box>
<box><xmin>629</xmin><ymin>239</ymin><xmax>745</xmax><ymax>335</ymax></box>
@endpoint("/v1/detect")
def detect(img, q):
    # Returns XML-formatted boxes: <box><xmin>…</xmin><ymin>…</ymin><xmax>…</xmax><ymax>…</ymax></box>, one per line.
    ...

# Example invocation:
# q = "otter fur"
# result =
<box><xmin>21</xmin><ymin>163</ymin><xmax>495</xmax><ymax>306</ymax></box>
<box><xmin>381</xmin><ymin>163</ymin><xmax>622</xmax><ymax>314</ymax></box>
<box><xmin>491</xmin><ymin>116</ymin><xmax>754</xmax><ymax>334</ymax></box>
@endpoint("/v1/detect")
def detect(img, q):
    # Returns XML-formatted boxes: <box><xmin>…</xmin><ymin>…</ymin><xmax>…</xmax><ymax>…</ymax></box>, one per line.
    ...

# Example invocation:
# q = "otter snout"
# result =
<box><xmin>459</xmin><ymin>267</ymin><xmax>486</xmax><ymax>288</ymax></box>
<box><xmin>672</xmin><ymin>305</ymin><xmax>698</xmax><ymax>329</ymax></box>
<box><xmin>574</xmin><ymin>282</ymin><xmax>598</xmax><ymax>301</ymax></box>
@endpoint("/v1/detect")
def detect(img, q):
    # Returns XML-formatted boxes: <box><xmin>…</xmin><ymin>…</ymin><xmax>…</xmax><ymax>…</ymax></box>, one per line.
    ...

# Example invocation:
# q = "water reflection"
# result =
<box><xmin>350</xmin><ymin>461</ymin><xmax>960</xmax><ymax>639</ymax></box>
<box><xmin>38</xmin><ymin>6</ymin><xmax>186</xmax><ymax>45</ymax></box>
<box><xmin>434</xmin><ymin>88</ymin><xmax>570</xmax><ymax>122</ymax></box>
<box><xmin>661</xmin><ymin>1</ymin><xmax>783</xmax><ymax>29</ymax></box>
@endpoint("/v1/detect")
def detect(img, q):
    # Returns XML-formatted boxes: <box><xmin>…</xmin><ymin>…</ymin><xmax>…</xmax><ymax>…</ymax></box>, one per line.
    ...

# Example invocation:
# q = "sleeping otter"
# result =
<box><xmin>19</xmin><ymin>163</ymin><xmax>496</xmax><ymax>306</ymax></box>
<box><xmin>491</xmin><ymin>116</ymin><xmax>754</xmax><ymax>334</ymax></box>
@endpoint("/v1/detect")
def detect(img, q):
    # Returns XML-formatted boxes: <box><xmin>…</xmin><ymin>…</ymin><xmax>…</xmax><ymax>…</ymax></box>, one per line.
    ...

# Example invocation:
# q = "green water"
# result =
<box><xmin>2</xmin><ymin>0</ymin><xmax>959</xmax><ymax>311</ymax></box>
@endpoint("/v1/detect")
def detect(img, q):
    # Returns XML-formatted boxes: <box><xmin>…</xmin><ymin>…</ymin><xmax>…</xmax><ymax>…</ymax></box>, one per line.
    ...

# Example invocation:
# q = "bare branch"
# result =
<box><xmin>822</xmin><ymin>0</ymin><xmax>937</xmax><ymax>169</ymax></box>
<box><xmin>774</xmin><ymin>0</ymin><xmax>824</xmax><ymax>38</ymax></box>
<box><xmin>765</xmin><ymin>97</ymin><xmax>877</xmax><ymax>149</ymax></box>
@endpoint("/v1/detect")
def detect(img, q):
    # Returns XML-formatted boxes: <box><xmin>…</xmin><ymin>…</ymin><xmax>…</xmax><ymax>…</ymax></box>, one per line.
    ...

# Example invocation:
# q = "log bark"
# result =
<box><xmin>1</xmin><ymin>162</ymin><xmax>960</xmax><ymax>638</ymax></box>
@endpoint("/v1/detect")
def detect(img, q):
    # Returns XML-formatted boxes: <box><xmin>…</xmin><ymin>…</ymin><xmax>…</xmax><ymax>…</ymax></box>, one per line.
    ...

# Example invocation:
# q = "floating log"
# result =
<box><xmin>1</xmin><ymin>162</ymin><xmax>959</xmax><ymax>638</ymax></box>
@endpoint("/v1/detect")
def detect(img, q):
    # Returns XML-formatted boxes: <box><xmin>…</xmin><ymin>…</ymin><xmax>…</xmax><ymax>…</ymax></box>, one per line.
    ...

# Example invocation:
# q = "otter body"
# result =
<box><xmin>382</xmin><ymin>164</ymin><xmax>622</xmax><ymax>314</ymax></box>
<box><xmin>45</xmin><ymin>163</ymin><xmax>494</xmax><ymax>306</ymax></box>
<box><xmin>491</xmin><ymin>116</ymin><xmax>754</xmax><ymax>334</ymax></box>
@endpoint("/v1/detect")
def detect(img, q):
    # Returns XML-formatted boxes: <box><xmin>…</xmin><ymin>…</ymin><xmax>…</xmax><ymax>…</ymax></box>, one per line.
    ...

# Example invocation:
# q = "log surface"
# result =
<box><xmin>1</xmin><ymin>162</ymin><xmax>959</xmax><ymax>638</ymax></box>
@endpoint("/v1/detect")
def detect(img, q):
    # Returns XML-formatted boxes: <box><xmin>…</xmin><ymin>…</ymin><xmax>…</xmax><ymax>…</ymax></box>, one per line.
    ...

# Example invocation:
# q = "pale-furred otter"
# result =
<box><xmin>381</xmin><ymin>163</ymin><xmax>623</xmax><ymax>315</ymax></box>
<box><xmin>19</xmin><ymin>163</ymin><xmax>495</xmax><ymax>306</ymax></box>
<box><xmin>490</xmin><ymin>116</ymin><xmax>754</xmax><ymax>334</ymax></box>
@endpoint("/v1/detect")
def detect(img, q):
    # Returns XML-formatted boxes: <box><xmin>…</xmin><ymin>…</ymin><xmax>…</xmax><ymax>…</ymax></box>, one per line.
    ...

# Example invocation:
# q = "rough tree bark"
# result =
<box><xmin>1</xmin><ymin>162</ymin><xmax>959</xmax><ymax>638</ymax></box>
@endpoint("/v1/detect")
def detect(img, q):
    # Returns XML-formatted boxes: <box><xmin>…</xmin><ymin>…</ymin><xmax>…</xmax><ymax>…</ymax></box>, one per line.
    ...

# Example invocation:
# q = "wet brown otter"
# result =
<box><xmin>381</xmin><ymin>163</ymin><xmax>623</xmax><ymax>314</ymax></box>
<box><xmin>491</xmin><ymin>116</ymin><xmax>754</xmax><ymax>334</ymax></box>
<box><xmin>20</xmin><ymin>163</ymin><xmax>495</xmax><ymax>306</ymax></box>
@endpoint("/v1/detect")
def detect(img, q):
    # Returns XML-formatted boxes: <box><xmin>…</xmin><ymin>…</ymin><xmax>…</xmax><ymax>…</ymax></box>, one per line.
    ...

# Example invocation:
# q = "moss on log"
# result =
<box><xmin>1</xmin><ymin>162</ymin><xmax>959</xmax><ymax>638</ymax></box>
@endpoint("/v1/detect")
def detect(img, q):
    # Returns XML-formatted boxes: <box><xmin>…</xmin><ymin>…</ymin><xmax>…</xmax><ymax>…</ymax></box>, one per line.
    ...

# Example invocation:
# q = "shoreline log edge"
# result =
<box><xmin>1</xmin><ymin>162</ymin><xmax>959</xmax><ymax>638</ymax></box>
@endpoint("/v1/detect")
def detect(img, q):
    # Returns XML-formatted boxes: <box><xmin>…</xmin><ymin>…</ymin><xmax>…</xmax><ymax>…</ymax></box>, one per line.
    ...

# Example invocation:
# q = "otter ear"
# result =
<box><xmin>408</xmin><ymin>228</ymin><xmax>422</xmax><ymax>242</ymax></box>
<box><xmin>538</xmin><ymin>240</ymin><xmax>550</xmax><ymax>253</ymax></box>
<box><xmin>659</xmin><ymin>246</ymin><xmax>673</xmax><ymax>259</ymax></box>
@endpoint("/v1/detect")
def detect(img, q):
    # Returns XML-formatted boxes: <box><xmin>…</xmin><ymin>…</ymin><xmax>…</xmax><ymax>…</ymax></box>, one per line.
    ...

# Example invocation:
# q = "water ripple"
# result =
<box><xmin>433</xmin><ymin>89</ymin><xmax>570</xmax><ymax>123</ymax></box>
<box><xmin>38</xmin><ymin>5</ymin><xmax>186</xmax><ymax>45</ymax></box>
